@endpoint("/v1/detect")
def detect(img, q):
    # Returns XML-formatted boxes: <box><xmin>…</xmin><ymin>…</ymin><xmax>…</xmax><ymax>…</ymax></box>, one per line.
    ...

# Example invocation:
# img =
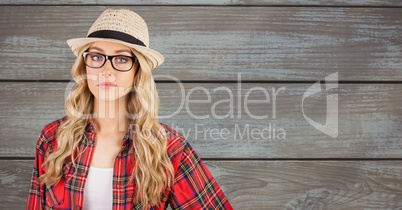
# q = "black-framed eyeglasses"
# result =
<box><xmin>82</xmin><ymin>52</ymin><xmax>137</xmax><ymax>72</ymax></box>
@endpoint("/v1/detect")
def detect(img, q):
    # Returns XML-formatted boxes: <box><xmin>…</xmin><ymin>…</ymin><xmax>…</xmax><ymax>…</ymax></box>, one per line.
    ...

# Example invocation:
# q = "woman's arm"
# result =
<box><xmin>26</xmin><ymin>131</ymin><xmax>47</xmax><ymax>210</ymax></box>
<box><xmin>169</xmin><ymin>140</ymin><xmax>233</xmax><ymax>210</ymax></box>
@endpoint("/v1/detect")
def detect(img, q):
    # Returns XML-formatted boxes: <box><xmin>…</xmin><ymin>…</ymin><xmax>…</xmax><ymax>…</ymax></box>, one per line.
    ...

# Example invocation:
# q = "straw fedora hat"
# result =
<box><xmin>67</xmin><ymin>9</ymin><xmax>164</xmax><ymax>70</ymax></box>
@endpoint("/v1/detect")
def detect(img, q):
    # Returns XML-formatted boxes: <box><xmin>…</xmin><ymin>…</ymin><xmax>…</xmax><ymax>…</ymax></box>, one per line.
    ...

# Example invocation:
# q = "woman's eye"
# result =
<box><xmin>91</xmin><ymin>55</ymin><xmax>102</xmax><ymax>61</ymax></box>
<box><xmin>116</xmin><ymin>56</ymin><xmax>128</xmax><ymax>63</ymax></box>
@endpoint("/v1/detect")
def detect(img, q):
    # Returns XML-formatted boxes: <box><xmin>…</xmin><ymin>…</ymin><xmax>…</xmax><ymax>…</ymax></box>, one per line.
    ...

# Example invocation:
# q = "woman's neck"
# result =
<box><xmin>92</xmin><ymin>97</ymin><xmax>129</xmax><ymax>134</ymax></box>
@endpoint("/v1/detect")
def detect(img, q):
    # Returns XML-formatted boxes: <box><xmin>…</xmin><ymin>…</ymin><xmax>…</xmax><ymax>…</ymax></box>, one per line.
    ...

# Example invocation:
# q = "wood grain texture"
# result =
<box><xmin>3</xmin><ymin>160</ymin><xmax>402</xmax><ymax>209</ymax></box>
<box><xmin>1</xmin><ymin>6</ymin><xmax>401</xmax><ymax>81</ymax></box>
<box><xmin>1</xmin><ymin>0</ymin><xmax>401</xmax><ymax>6</ymax></box>
<box><xmin>1</xmin><ymin>82</ymin><xmax>401</xmax><ymax>158</ymax></box>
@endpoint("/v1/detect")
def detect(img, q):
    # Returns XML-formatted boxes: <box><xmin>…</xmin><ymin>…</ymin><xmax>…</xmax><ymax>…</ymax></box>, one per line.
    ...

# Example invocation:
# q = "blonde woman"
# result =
<box><xmin>26</xmin><ymin>9</ymin><xmax>233</xmax><ymax>210</ymax></box>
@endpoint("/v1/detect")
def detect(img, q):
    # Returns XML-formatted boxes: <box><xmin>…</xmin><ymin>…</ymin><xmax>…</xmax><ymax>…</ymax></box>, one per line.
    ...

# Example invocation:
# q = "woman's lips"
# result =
<box><xmin>98</xmin><ymin>82</ymin><xmax>117</xmax><ymax>89</ymax></box>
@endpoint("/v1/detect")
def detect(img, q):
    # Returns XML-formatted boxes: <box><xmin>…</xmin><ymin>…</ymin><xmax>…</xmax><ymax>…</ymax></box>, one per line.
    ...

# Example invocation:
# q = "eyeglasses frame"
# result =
<box><xmin>82</xmin><ymin>51</ymin><xmax>138</xmax><ymax>72</ymax></box>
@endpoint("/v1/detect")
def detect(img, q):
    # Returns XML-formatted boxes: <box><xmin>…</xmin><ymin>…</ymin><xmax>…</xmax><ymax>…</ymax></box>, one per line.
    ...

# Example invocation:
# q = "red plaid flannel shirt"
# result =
<box><xmin>26</xmin><ymin>117</ymin><xmax>233</xmax><ymax>210</ymax></box>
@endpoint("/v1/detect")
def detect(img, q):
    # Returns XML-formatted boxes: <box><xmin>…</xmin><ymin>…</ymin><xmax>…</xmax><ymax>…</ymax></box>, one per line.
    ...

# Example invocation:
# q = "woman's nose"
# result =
<box><xmin>100</xmin><ymin>62</ymin><xmax>116</xmax><ymax>82</ymax></box>
<box><xmin>100</xmin><ymin>72</ymin><xmax>115</xmax><ymax>81</ymax></box>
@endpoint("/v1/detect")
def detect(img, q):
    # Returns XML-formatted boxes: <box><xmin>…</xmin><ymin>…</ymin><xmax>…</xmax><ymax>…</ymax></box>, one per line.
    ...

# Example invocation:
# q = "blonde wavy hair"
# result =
<box><xmin>39</xmin><ymin>43</ymin><xmax>174</xmax><ymax>209</ymax></box>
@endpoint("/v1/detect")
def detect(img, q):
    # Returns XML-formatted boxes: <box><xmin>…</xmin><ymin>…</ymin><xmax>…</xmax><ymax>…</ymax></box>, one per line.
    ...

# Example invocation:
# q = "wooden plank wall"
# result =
<box><xmin>1</xmin><ymin>1</ymin><xmax>402</xmax><ymax>209</ymax></box>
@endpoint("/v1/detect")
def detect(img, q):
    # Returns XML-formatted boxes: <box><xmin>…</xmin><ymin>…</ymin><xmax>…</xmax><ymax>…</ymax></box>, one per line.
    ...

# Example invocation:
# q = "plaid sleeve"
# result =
<box><xmin>26</xmin><ymin>131</ymin><xmax>47</xmax><ymax>210</ymax></box>
<box><xmin>169</xmin><ymin>140</ymin><xmax>233</xmax><ymax>210</ymax></box>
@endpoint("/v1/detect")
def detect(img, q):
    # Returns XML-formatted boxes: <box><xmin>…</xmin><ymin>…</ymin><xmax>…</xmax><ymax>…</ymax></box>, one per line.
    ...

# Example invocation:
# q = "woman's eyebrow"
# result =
<box><xmin>88</xmin><ymin>46</ymin><xmax>104</xmax><ymax>52</ymax></box>
<box><xmin>88</xmin><ymin>47</ymin><xmax>131</xmax><ymax>55</ymax></box>
<box><xmin>115</xmin><ymin>49</ymin><xmax>132</xmax><ymax>54</ymax></box>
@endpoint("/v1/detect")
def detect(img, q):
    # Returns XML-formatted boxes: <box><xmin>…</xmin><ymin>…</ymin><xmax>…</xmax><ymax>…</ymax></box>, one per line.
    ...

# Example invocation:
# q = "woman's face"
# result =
<box><xmin>85</xmin><ymin>41</ymin><xmax>138</xmax><ymax>102</ymax></box>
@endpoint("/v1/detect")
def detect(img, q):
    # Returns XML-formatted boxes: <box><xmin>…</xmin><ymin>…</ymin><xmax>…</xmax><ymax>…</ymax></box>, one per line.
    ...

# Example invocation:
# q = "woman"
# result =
<box><xmin>26</xmin><ymin>9</ymin><xmax>233</xmax><ymax>210</ymax></box>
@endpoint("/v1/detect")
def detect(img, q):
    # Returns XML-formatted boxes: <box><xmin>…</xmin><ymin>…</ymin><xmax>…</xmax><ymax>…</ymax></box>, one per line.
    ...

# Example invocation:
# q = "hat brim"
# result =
<box><xmin>67</xmin><ymin>37</ymin><xmax>164</xmax><ymax>70</ymax></box>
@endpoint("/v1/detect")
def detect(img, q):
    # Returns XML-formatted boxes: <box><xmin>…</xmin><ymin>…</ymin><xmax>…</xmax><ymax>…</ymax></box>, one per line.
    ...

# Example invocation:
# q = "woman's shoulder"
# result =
<box><xmin>37</xmin><ymin>116</ymin><xmax>68</xmax><ymax>146</ymax></box>
<box><xmin>159</xmin><ymin>123</ymin><xmax>190</xmax><ymax>157</ymax></box>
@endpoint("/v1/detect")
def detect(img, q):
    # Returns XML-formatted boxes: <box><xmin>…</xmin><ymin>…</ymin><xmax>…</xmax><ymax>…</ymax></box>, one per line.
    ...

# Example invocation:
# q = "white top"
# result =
<box><xmin>84</xmin><ymin>166</ymin><xmax>114</xmax><ymax>210</ymax></box>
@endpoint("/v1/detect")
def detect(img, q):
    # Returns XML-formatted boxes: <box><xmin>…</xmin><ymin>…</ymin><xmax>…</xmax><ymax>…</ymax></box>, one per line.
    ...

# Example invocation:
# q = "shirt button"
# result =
<box><xmin>76</xmin><ymin>206</ymin><xmax>81</xmax><ymax>210</ymax></box>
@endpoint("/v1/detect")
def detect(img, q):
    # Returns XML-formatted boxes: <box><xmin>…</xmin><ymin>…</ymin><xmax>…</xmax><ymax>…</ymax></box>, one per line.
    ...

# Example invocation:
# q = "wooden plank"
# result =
<box><xmin>1</xmin><ymin>6</ymin><xmax>402</xmax><ymax>81</ymax></box>
<box><xmin>1</xmin><ymin>82</ymin><xmax>402</xmax><ymax>158</ymax></box>
<box><xmin>3</xmin><ymin>160</ymin><xmax>402</xmax><ymax>209</ymax></box>
<box><xmin>1</xmin><ymin>0</ymin><xmax>401</xmax><ymax>6</ymax></box>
